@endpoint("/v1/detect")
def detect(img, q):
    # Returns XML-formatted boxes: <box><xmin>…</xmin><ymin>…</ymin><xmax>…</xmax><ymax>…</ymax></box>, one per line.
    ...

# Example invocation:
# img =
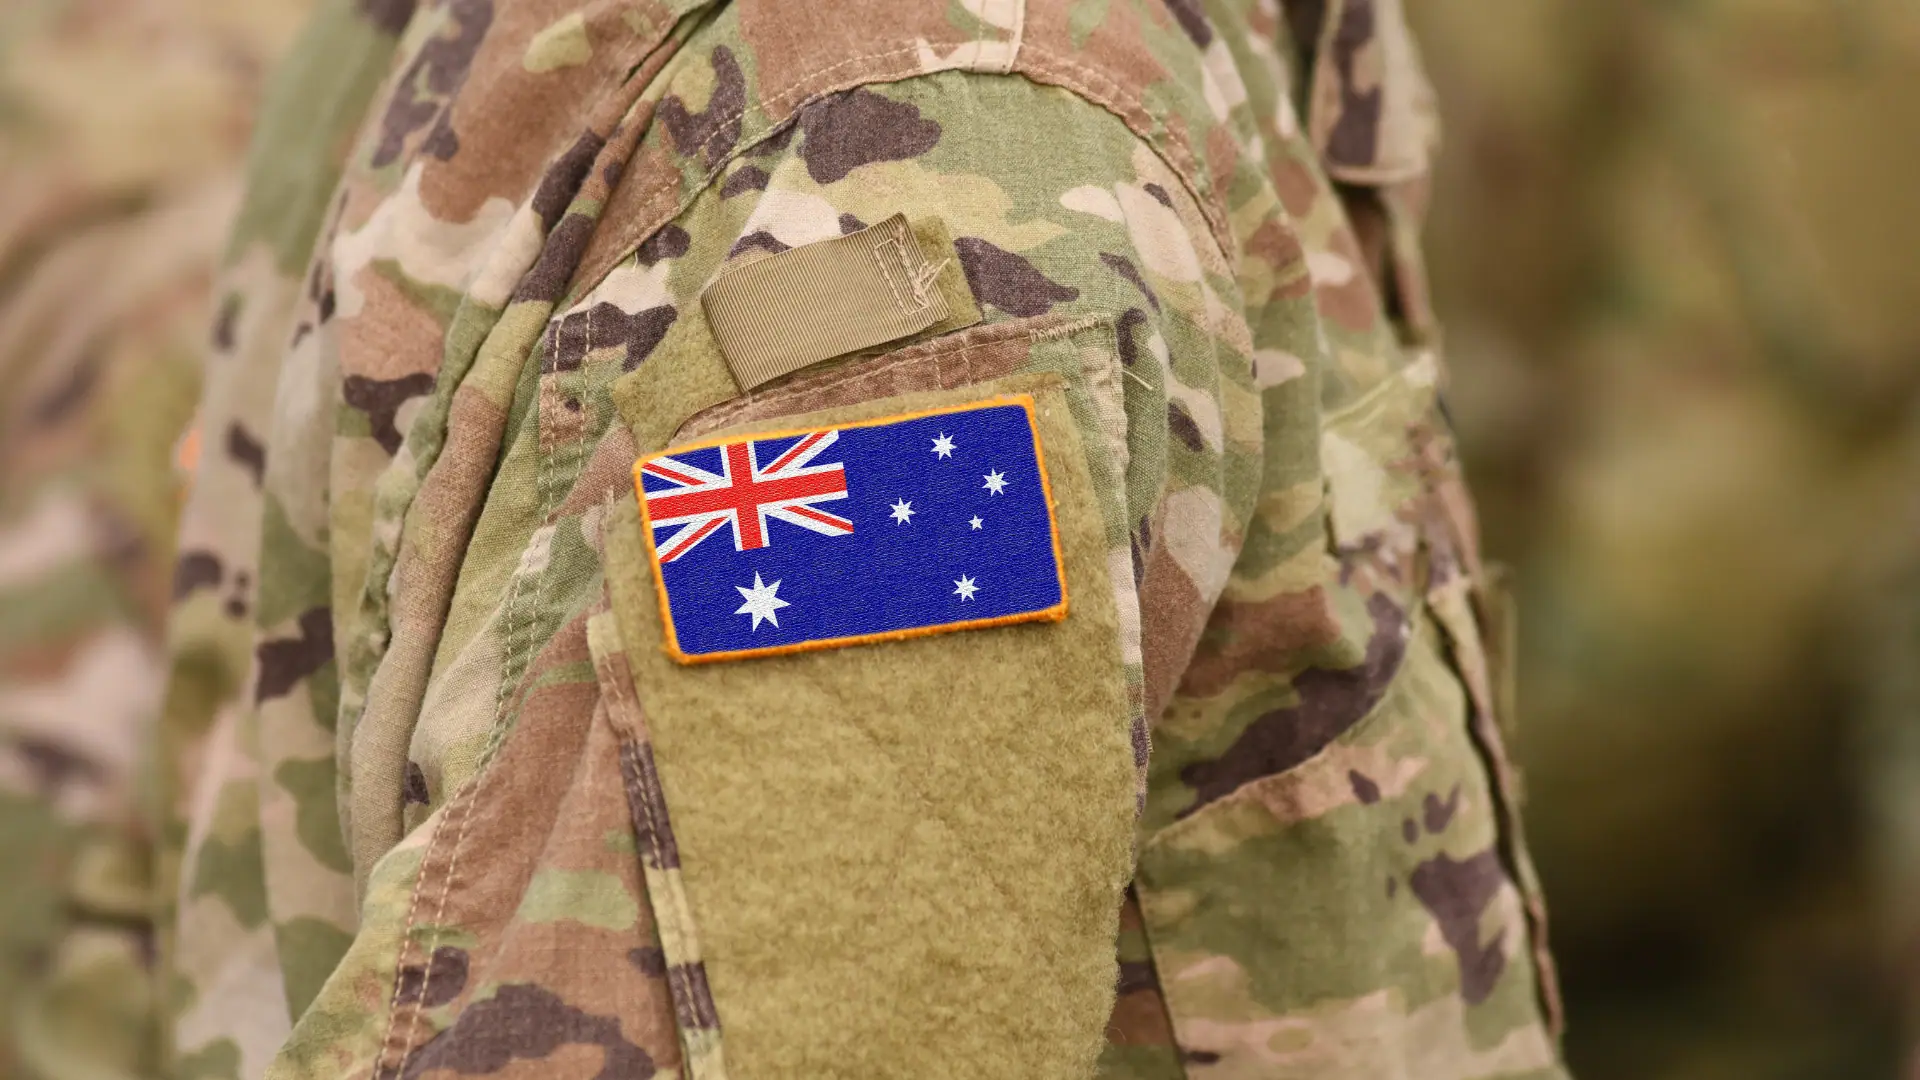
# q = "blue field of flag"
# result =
<box><xmin>634</xmin><ymin>396</ymin><xmax>1066</xmax><ymax>661</ymax></box>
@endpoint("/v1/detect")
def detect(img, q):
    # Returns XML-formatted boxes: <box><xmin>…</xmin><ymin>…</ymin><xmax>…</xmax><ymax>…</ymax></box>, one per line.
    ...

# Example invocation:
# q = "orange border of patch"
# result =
<box><xmin>632</xmin><ymin>393</ymin><xmax>1070</xmax><ymax>665</ymax></box>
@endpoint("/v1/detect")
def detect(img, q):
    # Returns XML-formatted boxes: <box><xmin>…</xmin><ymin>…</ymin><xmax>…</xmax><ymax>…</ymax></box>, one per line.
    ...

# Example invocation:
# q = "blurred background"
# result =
<box><xmin>1413</xmin><ymin>2</ymin><xmax>1920</xmax><ymax>1077</ymax></box>
<box><xmin>2</xmin><ymin>1</ymin><xmax>1916</xmax><ymax>1079</ymax></box>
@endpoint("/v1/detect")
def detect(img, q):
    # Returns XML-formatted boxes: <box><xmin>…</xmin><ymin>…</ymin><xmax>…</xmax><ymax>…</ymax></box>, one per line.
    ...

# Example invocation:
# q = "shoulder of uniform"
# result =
<box><xmin>571</xmin><ymin>0</ymin><xmax>1272</xmax><ymax>292</ymax></box>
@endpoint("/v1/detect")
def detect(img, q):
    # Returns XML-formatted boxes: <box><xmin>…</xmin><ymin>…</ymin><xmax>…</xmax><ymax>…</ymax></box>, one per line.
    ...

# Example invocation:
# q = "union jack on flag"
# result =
<box><xmin>639</xmin><ymin>430</ymin><xmax>852</xmax><ymax>562</ymax></box>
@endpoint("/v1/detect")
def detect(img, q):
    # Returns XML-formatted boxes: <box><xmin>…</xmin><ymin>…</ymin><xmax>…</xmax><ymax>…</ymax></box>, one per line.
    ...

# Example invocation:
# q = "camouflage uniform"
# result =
<box><xmin>161</xmin><ymin>0</ymin><xmax>1566</xmax><ymax>1077</ymax></box>
<box><xmin>0</xmin><ymin>2</ymin><xmax>307</xmax><ymax>1077</ymax></box>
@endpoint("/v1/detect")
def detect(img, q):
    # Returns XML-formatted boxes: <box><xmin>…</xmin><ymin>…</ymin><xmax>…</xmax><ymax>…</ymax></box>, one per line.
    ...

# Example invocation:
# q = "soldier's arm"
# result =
<box><xmin>161</xmin><ymin>2</ymin><xmax>1566</xmax><ymax>1077</ymax></box>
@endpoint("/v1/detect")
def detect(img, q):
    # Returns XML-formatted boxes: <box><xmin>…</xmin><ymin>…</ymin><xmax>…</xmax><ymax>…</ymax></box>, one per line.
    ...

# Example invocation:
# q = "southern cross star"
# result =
<box><xmin>734</xmin><ymin>572</ymin><xmax>789</xmax><ymax>630</ymax></box>
<box><xmin>982</xmin><ymin>469</ymin><xmax>1008</xmax><ymax>495</ymax></box>
<box><xmin>953</xmin><ymin>574</ymin><xmax>980</xmax><ymax>601</ymax></box>
<box><xmin>968</xmin><ymin>515</ymin><xmax>984</xmax><ymax>530</ymax></box>
<box><xmin>931</xmin><ymin>433</ymin><xmax>956</xmax><ymax>459</ymax></box>
<box><xmin>890</xmin><ymin>498</ymin><xmax>915</xmax><ymax>524</ymax></box>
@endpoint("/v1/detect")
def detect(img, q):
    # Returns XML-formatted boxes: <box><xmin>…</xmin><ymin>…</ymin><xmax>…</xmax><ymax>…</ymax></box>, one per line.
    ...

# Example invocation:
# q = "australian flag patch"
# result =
<box><xmin>633</xmin><ymin>395</ymin><xmax>1068</xmax><ymax>663</ymax></box>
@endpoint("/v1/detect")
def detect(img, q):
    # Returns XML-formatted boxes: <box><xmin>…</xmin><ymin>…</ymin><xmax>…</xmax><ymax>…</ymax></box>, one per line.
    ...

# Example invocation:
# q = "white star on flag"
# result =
<box><xmin>931</xmin><ymin>433</ymin><xmax>956</xmax><ymax>459</ymax></box>
<box><xmin>969</xmin><ymin>515</ymin><xmax>983</xmax><ymax>530</ymax></box>
<box><xmin>983</xmin><ymin>469</ymin><xmax>1008</xmax><ymax>495</ymax></box>
<box><xmin>953</xmin><ymin>574</ymin><xmax>979</xmax><ymax>601</ymax></box>
<box><xmin>890</xmin><ymin>498</ymin><xmax>915</xmax><ymax>524</ymax></box>
<box><xmin>734</xmin><ymin>572</ymin><xmax>789</xmax><ymax>630</ymax></box>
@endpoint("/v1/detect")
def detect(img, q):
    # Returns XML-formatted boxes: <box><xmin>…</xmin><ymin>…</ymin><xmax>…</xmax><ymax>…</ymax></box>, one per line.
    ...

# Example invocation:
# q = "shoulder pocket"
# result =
<box><xmin>599</xmin><ymin>314</ymin><xmax>1145</xmax><ymax>1078</ymax></box>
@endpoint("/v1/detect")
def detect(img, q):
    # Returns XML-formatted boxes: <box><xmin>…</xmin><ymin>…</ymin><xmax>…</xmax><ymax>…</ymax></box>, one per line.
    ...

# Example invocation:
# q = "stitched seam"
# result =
<box><xmin>1027</xmin><ymin>315</ymin><xmax>1104</xmax><ymax>342</ymax></box>
<box><xmin>374</xmin><ymin>806</ymin><xmax>447</xmax><ymax>1075</ymax></box>
<box><xmin>869</xmin><ymin>238</ymin><xmax>912</xmax><ymax>314</ymax></box>
<box><xmin>376</xmin><ymin>6</ymin><xmax>674</xmax><ymax>1068</ymax></box>
<box><xmin>595</xmin><ymin>501</ymin><xmax>719</xmax><ymax>1063</ymax></box>
<box><xmin>683</xmin><ymin>337</ymin><xmax>1024</xmax><ymax>440</ymax></box>
<box><xmin>1005</xmin><ymin>0</ymin><xmax>1027</xmax><ymax>74</ymax></box>
<box><xmin>392</xmin><ymin>373</ymin><xmax>565</xmax><ymax>1067</ymax></box>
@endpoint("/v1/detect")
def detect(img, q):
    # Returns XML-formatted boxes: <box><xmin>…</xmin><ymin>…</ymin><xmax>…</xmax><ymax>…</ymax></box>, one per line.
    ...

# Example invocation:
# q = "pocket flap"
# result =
<box><xmin>603</xmin><ymin>372</ymin><xmax>1140</xmax><ymax>1078</ymax></box>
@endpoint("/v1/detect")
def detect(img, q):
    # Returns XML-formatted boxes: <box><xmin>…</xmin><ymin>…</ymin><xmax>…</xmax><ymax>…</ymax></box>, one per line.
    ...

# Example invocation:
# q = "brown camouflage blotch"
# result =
<box><xmin>223</xmin><ymin>423</ymin><xmax>267</xmax><ymax>486</ymax></box>
<box><xmin>531</xmin><ymin>131</ymin><xmax>609</xmax><ymax>231</ymax></box>
<box><xmin>1423</xmin><ymin>784</ymin><xmax>1462</xmax><ymax>834</ymax></box>
<box><xmin>1161</xmin><ymin>0</ymin><xmax>1213</xmax><ymax>46</ymax></box>
<box><xmin>255</xmin><ymin>607</ymin><xmax>335</xmax><ymax>704</ymax></box>
<box><xmin>371</xmin><ymin>0</ymin><xmax>492</xmax><ymax>168</ymax></box>
<box><xmin>1114</xmin><ymin>307</ymin><xmax>1150</xmax><ymax>372</ymax></box>
<box><xmin>1167</xmin><ymin>401</ymin><xmax>1206</xmax><ymax>453</ymax></box>
<box><xmin>343</xmin><ymin>372</ymin><xmax>438</xmax><ymax>455</ymax></box>
<box><xmin>172</xmin><ymin>551</ymin><xmax>225</xmax><ymax>600</ymax></box>
<box><xmin>544</xmin><ymin>302</ymin><xmax>675</xmax><ymax>373</ymax></box>
<box><xmin>1408</xmin><ymin>847</ymin><xmax>1510</xmax><ymax>1005</ymax></box>
<box><xmin>1349</xmin><ymin>768</ymin><xmax>1382</xmax><ymax>804</ymax></box>
<box><xmin>404</xmin><ymin>762</ymin><xmax>432</xmax><ymax>806</ymax></box>
<box><xmin>727</xmin><ymin>230</ymin><xmax>789</xmax><ymax>259</ymax></box>
<box><xmin>514</xmin><ymin>212</ymin><xmax>596</xmax><ymax>305</ymax></box>
<box><xmin>633</xmin><ymin>224</ymin><xmax>688</xmax><ymax>266</ymax></box>
<box><xmin>954</xmin><ymin>237</ymin><xmax>1080</xmax><ymax>317</ymax></box>
<box><xmin>394</xmin><ymin>945</ymin><xmax>470</xmax><ymax>1008</ymax></box>
<box><xmin>401</xmin><ymin>982</ymin><xmax>656</xmax><ymax>1080</ymax></box>
<box><xmin>796</xmin><ymin>88</ymin><xmax>943</xmax><ymax>185</ymax></box>
<box><xmin>626</xmin><ymin>947</ymin><xmax>665</xmax><ymax>978</ymax></box>
<box><xmin>718</xmin><ymin>165</ymin><xmax>769</xmax><ymax>198</ymax></box>
<box><xmin>1321</xmin><ymin>0</ymin><xmax>1386</xmax><ymax>171</ymax></box>
<box><xmin>1247</xmin><ymin>218</ymin><xmax>1312</xmax><ymax>302</ymax></box>
<box><xmin>1286</xmin><ymin>0</ymin><xmax>1329</xmax><ymax>75</ymax></box>
<box><xmin>1100</xmin><ymin>252</ymin><xmax>1161</xmax><ymax>311</ymax></box>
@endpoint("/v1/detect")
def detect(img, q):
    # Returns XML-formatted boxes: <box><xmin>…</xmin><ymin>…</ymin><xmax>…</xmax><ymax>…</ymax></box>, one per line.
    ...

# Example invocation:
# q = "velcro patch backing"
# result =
<box><xmin>633</xmin><ymin>395</ymin><xmax>1067</xmax><ymax>663</ymax></box>
<box><xmin>701</xmin><ymin>213</ymin><xmax>952</xmax><ymax>390</ymax></box>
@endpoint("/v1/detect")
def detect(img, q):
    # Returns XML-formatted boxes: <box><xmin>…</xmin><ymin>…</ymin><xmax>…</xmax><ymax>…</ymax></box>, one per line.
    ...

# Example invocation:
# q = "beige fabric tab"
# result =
<box><xmin>701</xmin><ymin>213</ymin><xmax>952</xmax><ymax>390</ymax></box>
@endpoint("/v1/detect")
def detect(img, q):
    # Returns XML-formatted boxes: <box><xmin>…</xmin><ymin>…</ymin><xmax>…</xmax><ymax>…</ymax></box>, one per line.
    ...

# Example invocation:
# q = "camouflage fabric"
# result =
<box><xmin>0</xmin><ymin>2</ymin><xmax>309</xmax><ymax>1077</ymax></box>
<box><xmin>160</xmin><ymin>0</ymin><xmax>1567</xmax><ymax>1077</ymax></box>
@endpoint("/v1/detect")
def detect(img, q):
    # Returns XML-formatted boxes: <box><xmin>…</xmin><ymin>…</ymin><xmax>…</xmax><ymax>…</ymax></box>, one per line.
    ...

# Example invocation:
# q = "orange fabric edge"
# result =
<box><xmin>630</xmin><ymin>392</ymin><xmax>1072</xmax><ymax>665</ymax></box>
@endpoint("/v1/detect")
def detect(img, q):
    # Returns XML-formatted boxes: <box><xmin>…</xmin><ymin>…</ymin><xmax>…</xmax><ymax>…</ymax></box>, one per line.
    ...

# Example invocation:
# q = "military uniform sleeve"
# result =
<box><xmin>160</xmin><ymin>2</ymin><xmax>1568</xmax><ymax>1078</ymax></box>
